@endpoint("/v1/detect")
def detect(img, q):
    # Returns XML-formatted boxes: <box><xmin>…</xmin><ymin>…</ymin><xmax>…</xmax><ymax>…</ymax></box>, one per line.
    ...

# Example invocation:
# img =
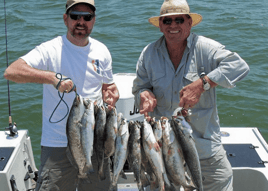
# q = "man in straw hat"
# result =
<box><xmin>133</xmin><ymin>0</ymin><xmax>249</xmax><ymax>190</ymax></box>
<box><xmin>5</xmin><ymin>0</ymin><xmax>118</xmax><ymax>190</ymax></box>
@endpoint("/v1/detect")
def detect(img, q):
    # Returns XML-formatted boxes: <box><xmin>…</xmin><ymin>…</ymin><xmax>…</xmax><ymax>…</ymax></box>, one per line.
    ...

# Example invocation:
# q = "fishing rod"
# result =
<box><xmin>4</xmin><ymin>0</ymin><xmax>18</xmax><ymax>136</ymax></box>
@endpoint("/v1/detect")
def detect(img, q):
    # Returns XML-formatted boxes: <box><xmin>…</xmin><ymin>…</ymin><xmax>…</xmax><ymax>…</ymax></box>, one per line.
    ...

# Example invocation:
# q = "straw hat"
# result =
<box><xmin>66</xmin><ymin>0</ymin><xmax>96</xmax><ymax>13</ymax></box>
<box><xmin>149</xmin><ymin>0</ymin><xmax>202</xmax><ymax>27</ymax></box>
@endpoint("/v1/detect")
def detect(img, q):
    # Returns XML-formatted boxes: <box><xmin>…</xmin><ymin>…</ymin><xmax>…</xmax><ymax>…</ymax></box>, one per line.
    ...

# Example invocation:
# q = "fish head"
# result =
<box><xmin>83</xmin><ymin>98</ymin><xmax>91</xmax><ymax>108</ymax></box>
<box><xmin>161</xmin><ymin>117</ymin><xmax>172</xmax><ymax>142</ymax></box>
<box><xmin>119</xmin><ymin>118</ymin><xmax>129</xmax><ymax>136</ymax></box>
<box><xmin>172</xmin><ymin>107</ymin><xmax>184</xmax><ymax>118</ymax></box>
<box><xmin>117</xmin><ymin>112</ymin><xmax>123</xmax><ymax>123</ymax></box>
<box><xmin>73</xmin><ymin>94</ymin><xmax>82</xmax><ymax>106</ymax></box>
<box><xmin>153</xmin><ymin>119</ymin><xmax>162</xmax><ymax>142</ymax></box>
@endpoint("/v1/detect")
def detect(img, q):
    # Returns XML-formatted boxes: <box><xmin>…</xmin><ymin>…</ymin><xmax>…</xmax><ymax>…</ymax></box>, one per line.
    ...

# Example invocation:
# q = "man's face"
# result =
<box><xmin>64</xmin><ymin>4</ymin><xmax>95</xmax><ymax>46</ymax></box>
<box><xmin>159</xmin><ymin>14</ymin><xmax>192</xmax><ymax>44</ymax></box>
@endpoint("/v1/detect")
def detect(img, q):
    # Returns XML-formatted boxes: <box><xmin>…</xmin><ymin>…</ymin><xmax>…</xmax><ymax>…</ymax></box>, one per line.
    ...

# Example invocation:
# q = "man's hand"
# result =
<box><xmin>179</xmin><ymin>76</ymin><xmax>217</xmax><ymax>109</ymax></box>
<box><xmin>179</xmin><ymin>78</ymin><xmax>204</xmax><ymax>109</ymax></box>
<box><xmin>102</xmin><ymin>83</ymin><xmax>119</xmax><ymax>110</ymax></box>
<box><xmin>53</xmin><ymin>74</ymin><xmax>75</xmax><ymax>93</ymax></box>
<box><xmin>139</xmin><ymin>91</ymin><xmax>157</xmax><ymax>119</ymax></box>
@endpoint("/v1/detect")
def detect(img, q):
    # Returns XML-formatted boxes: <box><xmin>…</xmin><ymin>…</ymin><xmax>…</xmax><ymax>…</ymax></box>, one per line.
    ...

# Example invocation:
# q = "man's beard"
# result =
<box><xmin>70</xmin><ymin>24</ymin><xmax>91</xmax><ymax>39</ymax></box>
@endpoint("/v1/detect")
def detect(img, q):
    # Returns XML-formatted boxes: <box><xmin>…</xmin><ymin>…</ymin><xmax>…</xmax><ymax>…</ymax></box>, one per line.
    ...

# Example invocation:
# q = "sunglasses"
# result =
<box><xmin>162</xmin><ymin>17</ymin><xmax>185</xmax><ymax>25</ymax></box>
<box><xmin>69</xmin><ymin>11</ymin><xmax>95</xmax><ymax>21</ymax></box>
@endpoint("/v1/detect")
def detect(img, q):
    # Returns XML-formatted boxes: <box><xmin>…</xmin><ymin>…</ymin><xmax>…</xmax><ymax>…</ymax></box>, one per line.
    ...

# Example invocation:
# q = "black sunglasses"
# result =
<box><xmin>69</xmin><ymin>11</ymin><xmax>95</xmax><ymax>22</ymax></box>
<box><xmin>162</xmin><ymin>17</ymin><xmax>185</xmax><ymax>25</ymax></box>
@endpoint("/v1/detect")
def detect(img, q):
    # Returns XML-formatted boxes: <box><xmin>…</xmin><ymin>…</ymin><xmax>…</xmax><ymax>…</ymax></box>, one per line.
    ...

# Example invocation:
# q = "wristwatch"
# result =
<box><xmin>200</xmin><ymin>74</ymin><xmax>210</xmax><ymax>91</ymax></box>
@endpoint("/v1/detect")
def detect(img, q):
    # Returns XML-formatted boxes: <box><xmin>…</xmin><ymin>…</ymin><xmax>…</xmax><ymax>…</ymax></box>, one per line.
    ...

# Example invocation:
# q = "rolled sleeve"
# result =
<box><xmin>207</xmin><ymin>46</ymin><xmax>249</xmax><ymax>88</ymax></box>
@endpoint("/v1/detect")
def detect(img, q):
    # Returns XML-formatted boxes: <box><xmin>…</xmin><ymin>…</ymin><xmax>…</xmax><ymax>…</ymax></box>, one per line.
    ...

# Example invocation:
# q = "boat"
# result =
<box><xmin>1</xmin><ymin>73</ymin><xmax>268</xmax><ymax>191</ymax></box>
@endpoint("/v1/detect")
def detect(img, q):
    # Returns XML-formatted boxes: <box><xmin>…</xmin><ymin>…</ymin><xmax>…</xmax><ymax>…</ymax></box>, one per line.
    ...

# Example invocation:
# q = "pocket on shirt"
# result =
<box><xmin>183</xmin><ymin>72</ymin><xmax>213</xmax><ymax>109</ymax></box>
<box><xmin>151</xmin><ymin>72</ymin><xmax>167</xmax><ymax>107</ymax></box>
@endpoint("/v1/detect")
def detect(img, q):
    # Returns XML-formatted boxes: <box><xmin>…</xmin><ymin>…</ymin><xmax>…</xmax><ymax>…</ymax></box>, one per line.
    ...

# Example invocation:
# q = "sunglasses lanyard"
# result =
<box><xmin>49</xmin><ymin>73</ymin><xmax>77</xmax><ymax>124</ymax></box>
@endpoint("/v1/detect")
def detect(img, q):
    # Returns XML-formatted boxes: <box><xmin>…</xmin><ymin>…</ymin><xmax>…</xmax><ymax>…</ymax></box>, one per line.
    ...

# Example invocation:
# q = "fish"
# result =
<box><xmin>151</xmin><ymin>118</ymin><xmax>173</xmax><ymax>190</ymax></box>
<box><xmin>171</xmin><ymin>109</ymin><xmax>203</xmax><ymax>191</ymax></box>
<box><xmin>66</xmin><ymin>94</ymin><xmax>88</xmax><ymax>180</ymax></box>
<box><xmin>80</xmin><ymin>99</ymin><xmax>95</xmax><ymax>174</ymax></box>
<box><xmin>104</xmin><ymin>107</ymin><xmax>118</xmax><ymax>158</ymax></box>
<box><xmin>128</xmin><ymin>120</ymin><xmax>144</xmax><ymax>191</ymax></box>
<box><xmin>152</xmin><ymin>118</ymin><xmax>163</xmax><ymax>149</ymax></box>
<box><xmin>141</xmin><ymin>118</ymin><xmax>170</xmax><ymax>191</ymax></box>
<box><xmin>109</xmin><ymin>116</ymin><xmax>130</xmax><ymax>191</ymax></box>
<box><xmin>140</xmin><ymin>137</ymin><xmax>158</xmax><ymax>190</ymax></box>
<box><xmin>161</xmin><ymin>117</ymin><xmax>196</xmax><ymax>190</ymax></box>
<box><xmin>94</xmin><ymin>104</ymin><xmax>106</xmax><ymax>181</ymax></box>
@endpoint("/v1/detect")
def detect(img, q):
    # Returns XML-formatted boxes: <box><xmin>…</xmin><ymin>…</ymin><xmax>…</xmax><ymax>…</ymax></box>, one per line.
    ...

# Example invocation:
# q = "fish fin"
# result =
<box><xmin>108</xmin><ymin>184</ymin><xmax>116</xmax><ymax>191</ymax></box>
<box><xmin>154</xmin><ymin>142</ymin><xmax>161</xmax><ymax>152</ymax></box>
<box><xmin>169</xmin><ymin>130</ymin><xmax>176</xmax><ymax>144</ymax></box>
<box><xmin>150</xmin><ymin>181</ymin><xmax>159</xmax><ymax>191</ymax></box>
<box><xmin>78</xmin><ymin>176</ymin><xmax>92</xmax><ymax>184</ymax></box>
<box><xmin>107</xmin><ymin>157</ymin><xmax>114</xmax><ymax>181</ymax></box>
<box><xmin>184</xmin><ymin>170</ymin><xmax>197</xmax><ymax>190</ymax></box>
<box><xmin>66</xmin><ymin>146</ymin><xmax>78</xmax><ymax>170</ymax></box>
<box><xmin>170</xmin><ymin>183</ymin><xmax>181</xmax><ymax>191</ymax></box>
<box><xmin>97</xmin><ymin>156</ymin><xmax>106</xmax><ymax>181</ymax></box>
<box><xmin>98</xmin><ymin>171</ymin><xmax>106</xmax><ymax>181</ymax></box>
<box><xmin>120</xmin><ymin>170</ymin><xmax>127</xmax><ymax>179</ymax></box>
<box><xmin>163</xmin><ymin>173</ymin><xmax>171</xmax><ymax>190</ymax></box>
<box><xmin>140</xmin><ymin>168</ymin><xmax>150</xmax><ymax>188</ymax></box>
<box><xmin>88</xmin><ymin>165</ymin><xmax>94</xmax><ymax>173</ymax></box>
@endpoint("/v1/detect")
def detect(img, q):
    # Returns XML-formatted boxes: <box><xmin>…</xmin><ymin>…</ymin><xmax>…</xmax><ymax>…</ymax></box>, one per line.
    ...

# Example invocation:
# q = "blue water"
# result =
<box><xmin>0</xmin><ymin>0</ymin><xmax>267</xmax><ymax>167</ymax></box>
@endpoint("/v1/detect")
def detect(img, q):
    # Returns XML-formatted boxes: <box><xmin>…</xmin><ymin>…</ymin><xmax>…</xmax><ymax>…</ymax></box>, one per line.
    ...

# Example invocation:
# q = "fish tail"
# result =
<box><xmin>108</xmin><ymin>183</ymin><xmax>116</xmax><ymax>191</ymax></box>
<box><xmin>77</xmin><ymin>175</ymin><xmax>91</xmax><ymax>184</ymax></box>
<box><xmin>120</xmin><ymin>170</ymin><xmax>127</xmax><ymax>179</ymax></box>
<box><xmin>83</xmin><ymin>164</ymin><xmax>94</xmax><ymax>175</ymax></box>
<box><xmin>183</xmin><ymin>185</ymin><xmax>197</xmax><ymax>191</ymax></box>
<box><xmin>98</xmin><ymin>170</ymin><xmax>106</xmax><ymax>181</ymax></box>
<box><xmin>150</xmin><ymin>180</ymin><xmax>158</xmax><ymax>190</ymax></box>
<box><xmin>137</xmin><ymin>182</ymin><xmax>145</xmax><ymax>191</ymax></box>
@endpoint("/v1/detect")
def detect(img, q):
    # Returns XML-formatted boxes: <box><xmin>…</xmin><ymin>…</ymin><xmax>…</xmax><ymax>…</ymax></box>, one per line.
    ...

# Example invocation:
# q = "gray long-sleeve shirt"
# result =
<box><xmin>132</xmin><ymin>33</ymin><xmax>249</xmax><ymax>159</ymax></box>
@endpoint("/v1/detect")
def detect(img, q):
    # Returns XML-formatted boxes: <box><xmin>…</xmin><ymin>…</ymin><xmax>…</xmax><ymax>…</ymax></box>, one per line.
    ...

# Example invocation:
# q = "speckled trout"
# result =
<box><xmin>141</xmin><ymin>119</ymin><xmax>170</xmax><ymax>191</ymax></box>
<box><xmin>80</xmin><ymin>98</ymin><xmax>95</xmax><ymax>173</ymax></box>
<box><xmin>151</xmin><ymin>118</ymin><xmax>173</xmax><ymax>190</ymax></box>
<box><xmin>109</xmin><ymin>116</ymin><xmax>129</xmax><ymax>191</ymax></box>
<box><xmin>94</xmin><ymin>104</ymin><xmax>106</xmax><ymax>181</ymax></box>
<box><xmin>128</xmin><ymin>120</ymin><xmax>144</xmax><ymax>191</ymax></box>
<box><xmin>104</xmin><ymin>107</ymin><xmax>118</xmax><ymax>158</ymax></box>
<box><xmin>161</xmin><ymin>117</ymin><xmax>196</xmax><ymax>190</ymax></box>
<box><xmin>171</xmin><ymin>108</ymin><xmax>203</xmax><ymax>191</ymax></box>
<box><xmin>66</xmin><ymin>94</ymin><xmax>89</xmax><ymax>179</ymax></box>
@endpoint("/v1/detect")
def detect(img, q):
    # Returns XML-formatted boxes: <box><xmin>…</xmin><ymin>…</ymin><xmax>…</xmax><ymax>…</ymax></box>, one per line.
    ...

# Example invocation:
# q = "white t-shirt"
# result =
<box><xmin>21</xmin><ymin>35</ymin><xmax>114</xmax><ymax>147</ymax></box>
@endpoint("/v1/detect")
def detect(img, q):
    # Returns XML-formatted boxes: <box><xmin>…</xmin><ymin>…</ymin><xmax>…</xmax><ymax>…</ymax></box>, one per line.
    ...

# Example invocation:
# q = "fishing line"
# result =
<box><xmin>4</xmin><ymin>0</ymin><xmax>17</xmax><ymax>135</ymax></box>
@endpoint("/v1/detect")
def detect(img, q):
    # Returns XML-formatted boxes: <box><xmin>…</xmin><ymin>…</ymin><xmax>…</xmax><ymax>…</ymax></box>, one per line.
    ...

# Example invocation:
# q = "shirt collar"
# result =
<box><xmin>187</xmin><ymin>33</ymin><xmax>194</xmax><ymax>49</ymax></box>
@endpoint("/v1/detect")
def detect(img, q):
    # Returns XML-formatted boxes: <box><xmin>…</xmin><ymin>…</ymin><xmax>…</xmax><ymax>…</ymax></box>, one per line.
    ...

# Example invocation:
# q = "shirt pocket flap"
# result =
<box><xmin>184</xmin><ymin>72</ymin><xmax>200</xmax><ymax>82</ymax></box>
<box><xmin>151</xmin><ymin>72</ymin><xmax>166</xmax><ymax>82</ymax></box>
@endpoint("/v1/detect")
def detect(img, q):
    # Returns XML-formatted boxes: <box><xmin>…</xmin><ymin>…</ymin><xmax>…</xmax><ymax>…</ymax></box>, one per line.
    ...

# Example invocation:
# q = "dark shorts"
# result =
<box><xmin>35</xmin><ymin>146</ymin><xmax>111</xmax><ymax>191</ymax></box>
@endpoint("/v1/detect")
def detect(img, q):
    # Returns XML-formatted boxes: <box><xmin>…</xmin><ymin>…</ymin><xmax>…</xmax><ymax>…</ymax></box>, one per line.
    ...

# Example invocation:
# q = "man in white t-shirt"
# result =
<box><xmin>4</xmin><ymin>0</ymin><xmax>119</xmax><ymax>190</ymax></box>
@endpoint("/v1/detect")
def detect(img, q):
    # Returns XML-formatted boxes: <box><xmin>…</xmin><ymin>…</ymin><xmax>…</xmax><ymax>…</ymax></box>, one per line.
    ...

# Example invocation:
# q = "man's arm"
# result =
<box><xmin>4</xmin><ymin>58</ymin><xmax>74</xmax><ymax>93</ymax></box>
